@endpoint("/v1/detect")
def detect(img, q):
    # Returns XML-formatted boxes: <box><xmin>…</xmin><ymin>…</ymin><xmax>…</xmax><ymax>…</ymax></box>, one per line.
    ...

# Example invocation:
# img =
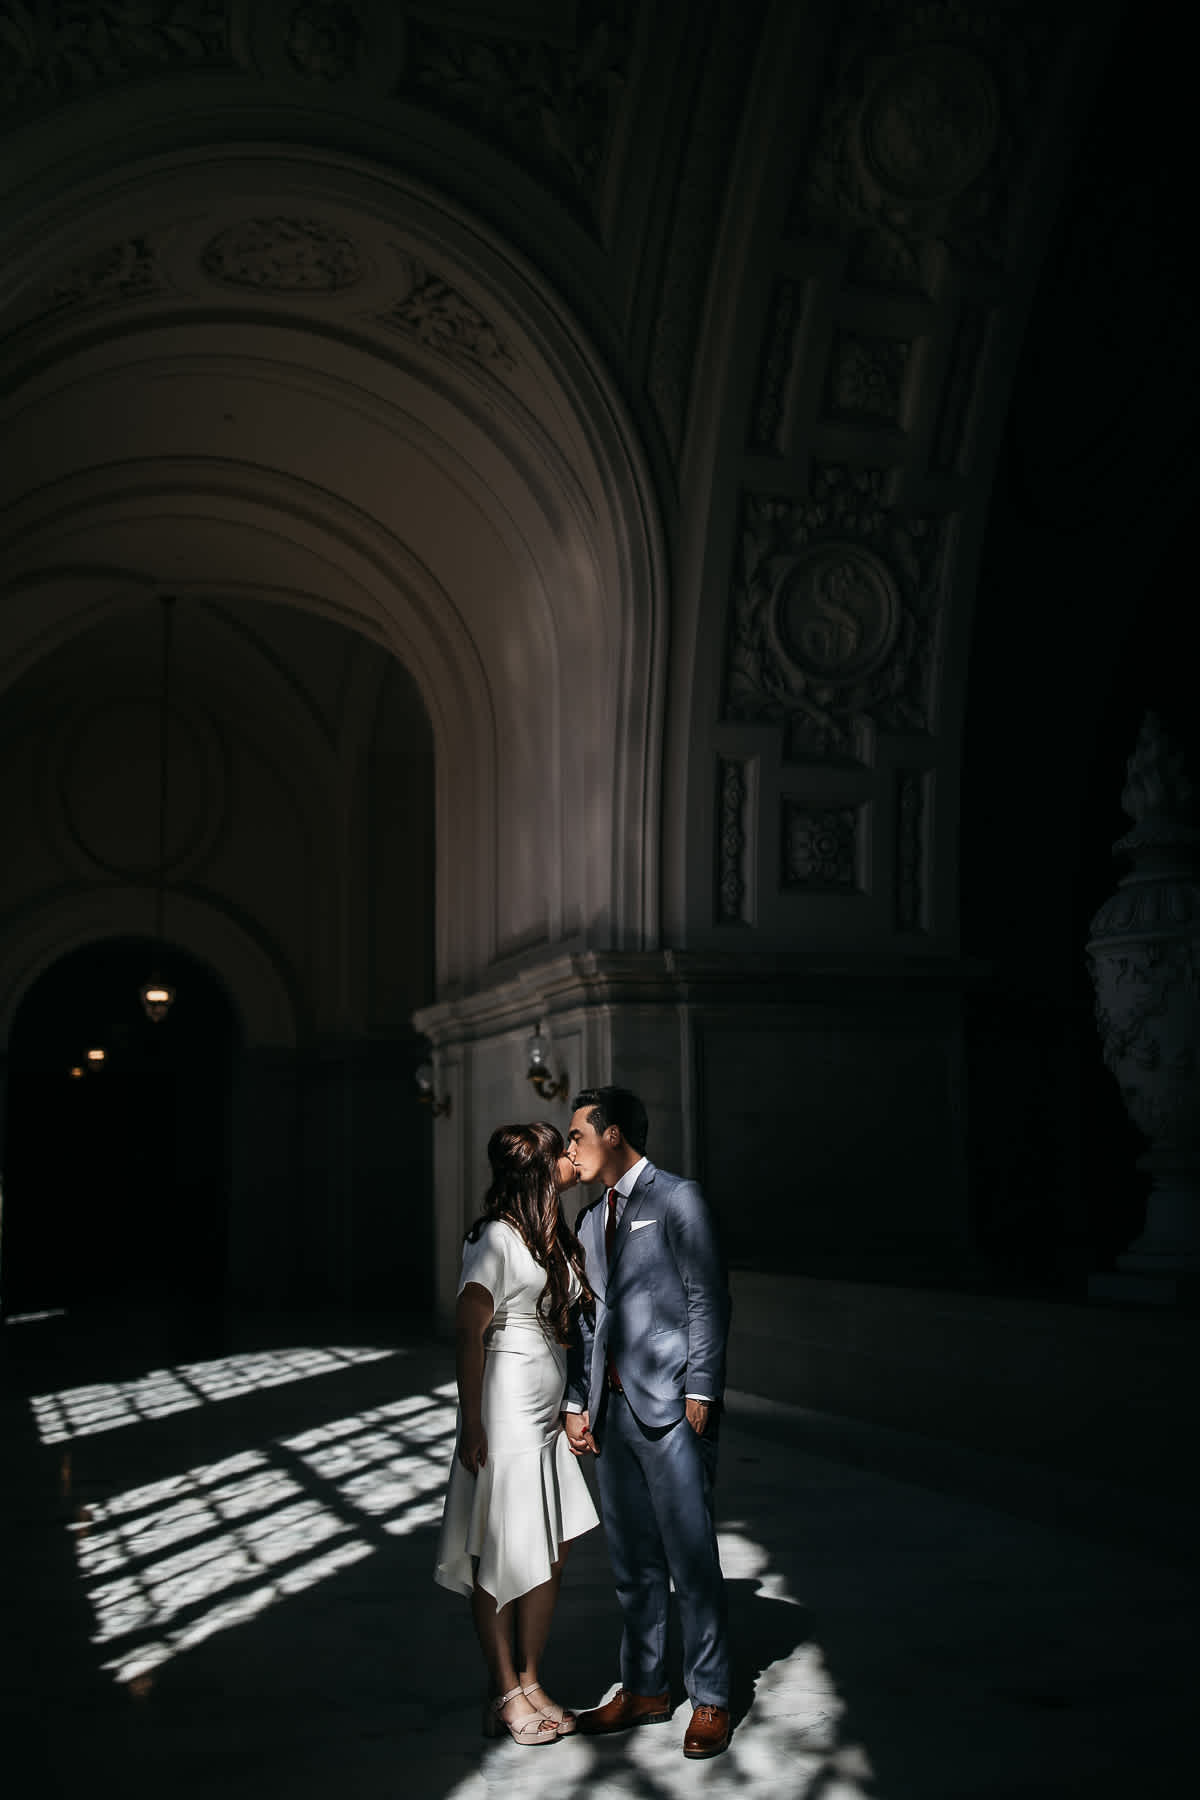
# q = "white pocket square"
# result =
<box><xmin>629</xmin><ymin>1218</ymin><xmax>657</xmax><ymax>1231</ymax></box>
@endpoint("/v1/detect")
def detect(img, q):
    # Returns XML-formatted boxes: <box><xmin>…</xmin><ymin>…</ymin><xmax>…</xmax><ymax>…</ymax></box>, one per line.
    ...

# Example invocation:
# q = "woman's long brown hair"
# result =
<box><xmin>466</xmin><ymin>1122</ymin><xmax>593</xmax><ymax>1343</ymax></box>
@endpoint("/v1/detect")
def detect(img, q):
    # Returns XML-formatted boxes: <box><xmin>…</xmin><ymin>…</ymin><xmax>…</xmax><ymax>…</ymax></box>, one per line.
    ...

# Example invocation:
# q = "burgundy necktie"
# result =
<box><xmin>604</xmin><ymin>1189</ymin><xmax>623</xmax><ymax>1391</ymax></box>
<box><xmin>605</xmin><ymin>1187</ymin><xmax>618</xmax><ymax>1262</ymax></box>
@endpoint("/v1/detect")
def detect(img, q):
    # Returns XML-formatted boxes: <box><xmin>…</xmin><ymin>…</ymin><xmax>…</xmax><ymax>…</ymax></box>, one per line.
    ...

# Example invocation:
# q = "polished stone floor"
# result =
<box><xmin>1</xmin><ymin>1302</ymin><xmax>1193</xmax><ymax>1799</ymax></box>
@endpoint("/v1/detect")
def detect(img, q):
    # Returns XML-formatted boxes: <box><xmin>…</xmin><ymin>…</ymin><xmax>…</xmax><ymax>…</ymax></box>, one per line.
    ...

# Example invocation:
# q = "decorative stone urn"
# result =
<box><xmin>1087</xmin><ymin>713</ymin><xmax>1200</xmax><ymax>1279</ymax></box>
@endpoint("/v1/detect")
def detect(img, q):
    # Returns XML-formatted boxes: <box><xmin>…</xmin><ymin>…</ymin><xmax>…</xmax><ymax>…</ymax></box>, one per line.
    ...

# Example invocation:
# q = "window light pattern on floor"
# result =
<box><xmin>30</xmin><ymin>1345</ymin><xmax>397</xmax><ymax>1443</ymax></box>
<box><xmin>439</xmin><ymin>1527</ymin><xmax>860</xmax><ymax>1800</ymax></box>
<box><xmin>40</xmin><ymin>1352</ymin><xmax>459</xmax><ymax>1685</ymax></box>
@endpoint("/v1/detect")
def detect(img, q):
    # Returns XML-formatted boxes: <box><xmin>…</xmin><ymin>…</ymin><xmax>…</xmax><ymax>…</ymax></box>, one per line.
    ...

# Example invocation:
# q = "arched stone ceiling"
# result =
<box><xmin>0</xmin><ymin>146</ymin><xmax>669</xmax><ymax>987</ymax></box>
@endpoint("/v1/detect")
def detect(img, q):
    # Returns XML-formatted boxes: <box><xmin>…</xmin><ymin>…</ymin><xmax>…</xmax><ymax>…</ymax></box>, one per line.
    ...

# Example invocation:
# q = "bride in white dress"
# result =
<box><xmin>435</xmin><ymin>1121</ymin><xmax>599</xmax><ymax>1746</ymax></box>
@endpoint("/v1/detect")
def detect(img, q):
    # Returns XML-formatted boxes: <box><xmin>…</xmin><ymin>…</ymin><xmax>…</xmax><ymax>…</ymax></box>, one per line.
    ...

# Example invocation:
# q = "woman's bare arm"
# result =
<box><xmin>455</xmin><ymin>1280</ymin><xmax>494</xmax><ymax>1473</ymax></box>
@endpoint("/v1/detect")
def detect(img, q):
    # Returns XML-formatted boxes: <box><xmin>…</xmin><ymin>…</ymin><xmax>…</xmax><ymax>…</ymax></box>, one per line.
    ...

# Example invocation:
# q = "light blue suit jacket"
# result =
<box><xmin>567</xmin><ymin>1161</ymin><xmax>730</xmax><ymax>1430</ymax></box>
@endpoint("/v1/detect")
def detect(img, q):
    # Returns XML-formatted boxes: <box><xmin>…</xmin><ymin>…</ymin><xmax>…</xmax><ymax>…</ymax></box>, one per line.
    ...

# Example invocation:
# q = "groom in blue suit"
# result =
<box><xmin>563</xmin><ymin>1085</ymin><xmax>731</xmax><ymax>1759</ymax></box>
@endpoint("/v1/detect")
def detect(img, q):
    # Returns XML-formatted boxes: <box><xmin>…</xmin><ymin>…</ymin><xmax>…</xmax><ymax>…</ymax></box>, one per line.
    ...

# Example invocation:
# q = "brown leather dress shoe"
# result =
<box><xmin>683</xmin><ymin>1703</ymin><xmax>731</xmax><ymax>1758</ymax></box>
<box><xmin>577</xmin><ymin>1688</ymin><xmax>672</xmax><ymax>1735</ymax></box>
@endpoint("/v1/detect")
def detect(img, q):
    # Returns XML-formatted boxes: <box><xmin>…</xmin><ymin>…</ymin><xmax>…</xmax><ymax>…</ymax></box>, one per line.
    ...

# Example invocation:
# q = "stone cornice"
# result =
<box><xmin>413</xmin><ymin>946</ymin><xmax>992</xmax><ymax>1042</ymax></box>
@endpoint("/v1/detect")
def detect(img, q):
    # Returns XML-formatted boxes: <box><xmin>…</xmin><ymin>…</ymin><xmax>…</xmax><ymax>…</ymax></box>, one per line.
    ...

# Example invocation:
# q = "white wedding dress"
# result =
<box><xmin>434</xmin><ymin>1219</ymin><xmax>599</xmax><ymax>1609</ymax></box>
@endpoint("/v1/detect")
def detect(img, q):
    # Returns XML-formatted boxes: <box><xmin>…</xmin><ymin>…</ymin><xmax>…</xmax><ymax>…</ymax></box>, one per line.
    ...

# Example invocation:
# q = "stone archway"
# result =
<box><xmin>0</xmin><ymin>146</ymin><xmax>668</xmax><ymax>989</ymax></box>
<box><xmin>0</xmin><ymin>142</ymin><xmax>669</xmax><ymax>1318</ymax></box>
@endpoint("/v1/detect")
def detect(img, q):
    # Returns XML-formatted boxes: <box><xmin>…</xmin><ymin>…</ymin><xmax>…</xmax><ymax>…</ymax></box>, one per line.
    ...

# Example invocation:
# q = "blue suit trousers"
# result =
<box><xmin>595</xmin><ymin>1391</ymin><xmax>729</xmax><ymax>1707</ymax></box>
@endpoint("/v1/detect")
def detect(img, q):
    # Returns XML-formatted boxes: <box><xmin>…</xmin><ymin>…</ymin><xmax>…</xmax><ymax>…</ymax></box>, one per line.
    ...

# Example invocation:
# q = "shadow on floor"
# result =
<box><xmin>2</xmin><ymin>1302</ymin><xmax>1194</xmax><ymax>1799</ymax></box>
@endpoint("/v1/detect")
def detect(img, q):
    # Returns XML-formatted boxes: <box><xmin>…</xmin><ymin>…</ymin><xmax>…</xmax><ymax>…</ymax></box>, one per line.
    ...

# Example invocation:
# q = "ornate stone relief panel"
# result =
<box><xmin>789</xmin><ymin>2</ymin><xmax>1051</xmax><ymax>294</ymax></box>
<box><xmin>399</xmin><ymin>0</ymin><xmax>636</xmax><ymax>213</ymax></box>
<box><xmin>704</xmin><ymin>3</ymin><xmax>1083</xmax><ymax>942</ymax></box>
<box><xmin>2</xmin><ymin>216</ymin><xmax>516</xmax><ymax>385</ymax></box>
<box><xmin>716</xmin><ymin>756</ymin><xmax>752</xmax><ymax>925</ymax></box>
<box><xmin>725</xmin><ymin>465</ymin><xmax>941</xmax><ymax>761</ymax></box>
<box><xmin>781</xmin><ymin>801</ymin><xmax>861</xmax><ymax>893</ymax></box>
<box><xmin>0</xmin><ymin>1</ymin><xmax>235</xmax><ymax>111</ymax></box>
<box><xmin>201</xmin><ymin>217</ymin><xmax>365</xmax><ymax>292</ymax></box>
<box><xmin>372</xmin><ymin>251</ymin><xmax>515</xmax><ymax>372</ymax></box>
<box><xmin>13</xmin><ymin>234</ymin><xmax>172</xmax><ymax>330</ymax></box>
<box><xmin>0</xmin><ymin>1</ymin><xmax>637</xmax><ymax>239</ymax></box>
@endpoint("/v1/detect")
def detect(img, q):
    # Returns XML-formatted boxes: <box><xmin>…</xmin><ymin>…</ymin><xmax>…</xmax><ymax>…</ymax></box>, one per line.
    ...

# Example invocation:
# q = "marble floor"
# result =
<box><xmin>1</xmin><ymin>1303</ymin><xmax>1193</xmax><ymax>1799</ymax></box>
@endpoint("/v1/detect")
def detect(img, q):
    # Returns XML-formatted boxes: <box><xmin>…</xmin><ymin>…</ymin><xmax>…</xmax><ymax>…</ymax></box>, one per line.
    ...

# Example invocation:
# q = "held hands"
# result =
<box><xmin>458</xmin><ymin>1420</ymin><xmax>488</xmax><ymax>1474</ymax></box>
<box><xmin>563</xmin><ymin>1410</ymin><xmax>596</xmax><ymax>1456</ymax></box>
<box><xmin>563</xmin><ymin>1404</ymin><xmax>705</xmax><ymax>1448</ymax></box>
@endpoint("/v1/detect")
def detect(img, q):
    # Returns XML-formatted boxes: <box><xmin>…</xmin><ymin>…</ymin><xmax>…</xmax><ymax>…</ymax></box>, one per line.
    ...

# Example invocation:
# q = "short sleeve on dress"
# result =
<box><xmin>457</xmin><ymin>1223</ymin><xmax>509</xmax><ymax>1306</ymax></box>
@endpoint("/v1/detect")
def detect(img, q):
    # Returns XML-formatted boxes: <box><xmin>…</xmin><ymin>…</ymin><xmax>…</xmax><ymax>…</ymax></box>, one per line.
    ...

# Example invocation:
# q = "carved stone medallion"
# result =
<box><xmin>201</xmin><ymin>219</ymin><xmax>364</xmax><ymax>293</ymax></box>
<box><xmin>791</xmin><ymin>6</ymin><xmax>1052</xmax><ymax>289</ymax></box>
<box><xmin>855</xmin><ymin>46</ymin><xmax>999</xmax><ymax>208</ymax></box>
<box><xmin>725</xmin><ymin>466</ymin><xmax>940</xmax><ymax>759</ymax></box>
<box><xmin>770</xmin><ymin>543</ymin><xmax>899</xmax><ymax>687</ymax></box>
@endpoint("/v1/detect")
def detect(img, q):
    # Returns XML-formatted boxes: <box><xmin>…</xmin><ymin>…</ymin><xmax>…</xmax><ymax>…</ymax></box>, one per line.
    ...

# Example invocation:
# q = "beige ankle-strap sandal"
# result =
<box><xmin>482</xmin><ymin>1686</ymin><xmax>560</xmax><ymax>1745</ymax></box>
<box><xmin>522</xmin><ymin>1681</ymin><xmax>578</xmax><ymax>1735</ymax></box>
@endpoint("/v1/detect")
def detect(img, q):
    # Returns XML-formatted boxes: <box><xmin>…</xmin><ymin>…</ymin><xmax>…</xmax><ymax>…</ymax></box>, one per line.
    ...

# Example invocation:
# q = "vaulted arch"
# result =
<box><xmin>0</xmin><ymin>146</ymin><xmax>668</xmax><ymax>993</ymax></box>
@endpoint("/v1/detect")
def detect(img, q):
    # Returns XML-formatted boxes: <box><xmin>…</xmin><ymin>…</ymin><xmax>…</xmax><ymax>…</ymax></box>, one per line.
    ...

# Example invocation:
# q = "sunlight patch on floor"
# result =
<box><xmin>440</xmin><ymin>1525</ymin><xmax>866</xmax><ymax>1799</ymax></box>
<box><xmin>30</xmin><ymin>1344</ymin><xmax>401</xmax><ymax>1443</ymax></box>
<box><xmin>40</xmin><ymin>1351</ymin><xmax>459</xmax><ymax>1684</ymax></box>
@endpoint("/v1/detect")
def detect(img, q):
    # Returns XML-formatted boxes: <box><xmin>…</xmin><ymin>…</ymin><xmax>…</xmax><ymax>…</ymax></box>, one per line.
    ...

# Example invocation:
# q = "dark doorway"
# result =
<box><xmin>1</xmin><ymin>938</ymin><xmax>238</xmax><ymax>1319</ymax></box>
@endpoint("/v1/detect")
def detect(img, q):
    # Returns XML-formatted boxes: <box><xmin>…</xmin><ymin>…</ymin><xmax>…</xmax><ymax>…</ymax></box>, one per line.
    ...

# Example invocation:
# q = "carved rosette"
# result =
<box><xmin>725</xmin><ymin>465</ymin><xmax>940</xmax><ymax>759</ymax></box>
<box><xmin>1087</xmin><ymin>714</ymin><xmax>1200</xmax><ymax>1274</ymax></box>
<box><xmin>782</xmin><ymin>803</ymin><xmax>859</xmax><ymax>892</ymax></box>
<box><xmin>791</xmin><ymin>5</ymin><xmax>1051</xmax><ymax>290</ymax></box>
<box><xmin>200</xmin><ymin>219</ymin><xmax>364</xmax><ymax>292</ymax></box>
<box><xmin>285</xmin><ymin>2</ymin><xmax>364</xmax><ymax>81</ymax></box>
<box><xmin>826</xmin><ymin>330</ymin><xmax>909</xmax><ymax>424</ymax></box>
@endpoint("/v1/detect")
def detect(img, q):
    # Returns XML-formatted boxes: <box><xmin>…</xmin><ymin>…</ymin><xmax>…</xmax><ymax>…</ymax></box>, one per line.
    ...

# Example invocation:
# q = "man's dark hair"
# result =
<box><xmin>570</xmin><ymin>1085</ymin><xmax>649</xmax><ymax>1155</ymax></box>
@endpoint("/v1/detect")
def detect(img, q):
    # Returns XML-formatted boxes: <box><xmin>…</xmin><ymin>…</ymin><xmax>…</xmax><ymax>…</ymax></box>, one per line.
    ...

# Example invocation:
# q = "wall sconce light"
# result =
<box><xmin>140</xmin><ymin>979</ymin><xmax>175</xmax><ymax>1024</ymax></box>
<box><xmin>69</xmin><ymin>1065</ymin><xmax>85</xmax><ymax>1080</ymax></box>
<box><xmin>525</xmin><ymin>1029</ymin><xmax>568</xmax><ymax>1103</ymax></box>
<box><xmin>415</xmin><ymin>1061</ymin><xmax>451</xmax><ymax>1117</ymax></box>
<box><xmin>85</xmin><ymin>1048</ymin><xmax>107</xmax><ymax>1068</ymax></box>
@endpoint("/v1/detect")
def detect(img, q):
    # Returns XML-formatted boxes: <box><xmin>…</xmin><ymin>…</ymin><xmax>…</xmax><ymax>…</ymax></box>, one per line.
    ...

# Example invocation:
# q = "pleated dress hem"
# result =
<box><xmin>434</xmin><ymin>1426</ymin><xmax>599</xmax><ymax>1611</ymax></box>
